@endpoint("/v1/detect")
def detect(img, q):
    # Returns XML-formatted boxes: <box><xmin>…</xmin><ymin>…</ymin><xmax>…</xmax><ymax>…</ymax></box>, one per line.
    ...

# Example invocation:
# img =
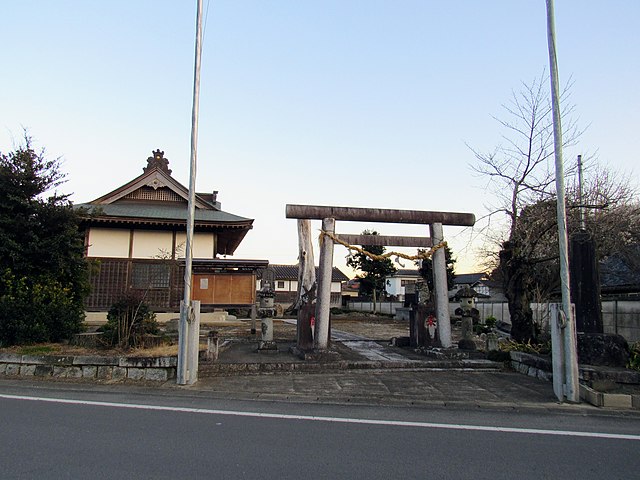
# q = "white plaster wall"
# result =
<box><xmin>87</xmin><ymin>228</ymin><xmax>130</xmax><ymax>258</ymax></box>
<box><xmin>175</xmin><ymin>232</ymin><xmax>216</xmax><ymax>259</ymax></box>
<box><xmin>132</xmin><ymin>230</ymin><xmax>173</xmax><ymax>258</ymax></box>
<box><xmin>386</xmin><ymin>278</ymin><xmax>403</xmax><ymax>296</ymax></box>
<box><xmin>331</xmin><ymin>282</ymin><xmax>342</xmax><ymax>293</ymax></box>
<box><xmin>274</xmin><ymin>280</ymin><xmax>296</xmax><ymax>291</ymax></box>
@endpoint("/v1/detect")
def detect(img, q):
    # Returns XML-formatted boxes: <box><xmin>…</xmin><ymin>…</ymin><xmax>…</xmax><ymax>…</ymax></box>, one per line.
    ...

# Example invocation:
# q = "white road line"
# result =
<box><xmin>2</xmin><ymin>393</ymin><xmax>639</xmax><ymax>441</ymax></box>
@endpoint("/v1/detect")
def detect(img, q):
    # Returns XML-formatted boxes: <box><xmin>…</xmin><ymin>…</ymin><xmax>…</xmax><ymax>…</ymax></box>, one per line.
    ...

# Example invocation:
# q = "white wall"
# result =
<box><xmin>132</xmin><ymin>230</ymin><xmax>173</xmax><ymax>258</ymax></box>
<box><xmin>347</xmin><ymin>301</ymin><xmax>403</xmax><ymax>315</ymax></box>
<box><xmin>175</xmin><ymin>232</ymin><xmax>216</xmax><ymax>259</ymax></box>
<box><xmin>87</xmin><ymin>228</ymin><xmax>130</xmax><ymax>258</ymax></box>
<box><xmin>386</xmin><ymin>278</ymin><xmax>403</xmax><ymax>296</ymax></box>
<box><xmin>258</xmin><ymin>279</ymin><xmax>342</xmax><ymax>294</ymax></box>
<box><xmin>87</xmin><ymin>227</ymin><xmax>217</xmax><ymax>259</ymax></box>
<box><xmin>274</xmin><ymin>280</ymin><xmax>297</xmax><ymax>292</ymax></box>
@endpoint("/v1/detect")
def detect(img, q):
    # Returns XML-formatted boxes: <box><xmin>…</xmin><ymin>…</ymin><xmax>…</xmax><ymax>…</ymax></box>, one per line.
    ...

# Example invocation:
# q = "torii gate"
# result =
<box><xmin>286</xmin><ymin>205</ymin><xmax>475</xmax><ymax>350</ymax></box>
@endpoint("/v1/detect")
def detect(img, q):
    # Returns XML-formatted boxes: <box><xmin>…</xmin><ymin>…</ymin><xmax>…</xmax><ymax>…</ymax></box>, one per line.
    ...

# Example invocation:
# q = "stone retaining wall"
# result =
<box><xmin>509</xmin><ymin>350</ymin><xmax>640</xmax><ymax>408</ymax></box>
<box><xmin>509</xmin><ymin>351</ymin><xmax>554</xmax><ymax>382</ymax></box>
<box><xmin>0</xmin><ymin>353</ymin><xmax>176</xmax><ymax>382</ymax></box>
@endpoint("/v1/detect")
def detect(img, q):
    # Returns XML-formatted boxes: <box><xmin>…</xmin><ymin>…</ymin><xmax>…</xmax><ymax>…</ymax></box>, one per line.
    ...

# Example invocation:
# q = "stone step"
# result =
<box><xmin>198</xmin><ymin>358</ymin><xmax>502</xmax><ymax>376</ymax></box>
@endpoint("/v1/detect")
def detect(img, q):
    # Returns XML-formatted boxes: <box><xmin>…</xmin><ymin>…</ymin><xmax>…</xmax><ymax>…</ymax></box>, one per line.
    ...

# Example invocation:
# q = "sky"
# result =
<box><xmin>2</xmin><ymin>1</ymin><xmax>639</xmax><ymax>277</ymax></box>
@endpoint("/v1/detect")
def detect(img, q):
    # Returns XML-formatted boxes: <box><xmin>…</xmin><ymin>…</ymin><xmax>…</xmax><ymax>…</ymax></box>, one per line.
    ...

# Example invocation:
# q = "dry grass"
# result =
<box><xmin>0</xmin><ymin>342</ymin><xmax>195</xmax><ymax>358</ymax></box>
<box><xmin>0</xmin><ymin>316</ymin><xmax>412</xmax><ymax>357</ymax></box>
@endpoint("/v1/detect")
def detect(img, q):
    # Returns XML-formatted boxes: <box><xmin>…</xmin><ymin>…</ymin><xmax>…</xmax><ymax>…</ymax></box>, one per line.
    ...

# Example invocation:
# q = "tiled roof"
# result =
<box><xmin>453</xmin><ymin>273</ymin><xmax>488</xmax><ymax>285</ymax></box>
<box><xmin>258</xmin><ymin>264</ymin><xmax>349</xmax><ymax>283</ymax></box>
<box><xmin>391</xmin><ymin>269</ymin><xmax>421</xmax><ymax>277</ymax></box>
<box><xmin>76</xmin><ymin>203</ymin><xmax>251</xmax><ymax>224</ymax></box>
<box><xmin>73</xmin><ymin>151</ymin><xmax>254</xmax><ymax>255</ymax></box>
<box><xmin>600</xmin><ymin>245</ymin><xmax>640</xmax><ymax>291</ymax></box>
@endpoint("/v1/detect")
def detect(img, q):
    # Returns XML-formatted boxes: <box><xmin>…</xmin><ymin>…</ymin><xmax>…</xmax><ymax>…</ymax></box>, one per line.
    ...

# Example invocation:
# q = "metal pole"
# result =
<box><xmin>546</xmin><ymin>0</ymin><xmax>579</xmax><ymax>402</ymax></box>
<box><xmin>577</xmin><ymin>154</ymin><xmax>585</xmax><ymax>230</ymax></box>
<box><xmin>178</xmin><ymin>0</ymin><xmax>204</xmax><ymax>385</ymax></box>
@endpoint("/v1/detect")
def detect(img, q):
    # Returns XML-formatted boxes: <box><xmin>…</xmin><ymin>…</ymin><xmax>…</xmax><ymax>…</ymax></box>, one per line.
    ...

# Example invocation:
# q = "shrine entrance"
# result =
<box><xmin>285</xmin><ymin>204</ymin><xmax>475</xmax><ymax>352</ymax></box>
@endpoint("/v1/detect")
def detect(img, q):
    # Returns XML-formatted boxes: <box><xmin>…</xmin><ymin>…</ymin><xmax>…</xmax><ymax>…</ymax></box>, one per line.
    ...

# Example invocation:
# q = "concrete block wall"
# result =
<box><xmin>0</xmin><ymin>353</ymin><xmax>176</xmax><ymax>382</ymax></box>
<box><xmin>477</xmin><ymin>300</ymin><xmax>640</xmax><ymax>344</ymax></box>
<box><xmin>602</xmin><ymin>300</ymin><xmax>640</xmax><ymax>343</ymax></box>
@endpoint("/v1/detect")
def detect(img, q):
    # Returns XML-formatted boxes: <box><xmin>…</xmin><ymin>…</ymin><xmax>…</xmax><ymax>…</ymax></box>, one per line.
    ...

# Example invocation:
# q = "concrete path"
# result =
<box><xmin>185</xmin><ymin>368</ymin><xmax>592</xmax><ymax>413</ymax></box>
<box><xmin>283</xmin><ymin>318</ymin><xmax>414</xmax><ymax>362</ymax></box>
<box><xmin>341</xmin><ymin>340</ymin><xmax>417</xmax><ymax>362</ymax></box>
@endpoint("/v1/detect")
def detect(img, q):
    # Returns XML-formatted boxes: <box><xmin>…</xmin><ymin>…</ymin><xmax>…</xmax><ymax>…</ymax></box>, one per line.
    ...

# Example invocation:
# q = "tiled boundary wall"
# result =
<box><xmin>0</xmin><ymin>353</ymin><xmax>176</xmax><ymax>382</ymax></box>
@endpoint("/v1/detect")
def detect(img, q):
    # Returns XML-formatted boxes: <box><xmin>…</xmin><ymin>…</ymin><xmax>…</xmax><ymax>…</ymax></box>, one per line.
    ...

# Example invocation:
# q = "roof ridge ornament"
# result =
<box><xmin>144</xmin><ymin>149</ymin><xmax>172</xmax><ymax>175</ymax></box>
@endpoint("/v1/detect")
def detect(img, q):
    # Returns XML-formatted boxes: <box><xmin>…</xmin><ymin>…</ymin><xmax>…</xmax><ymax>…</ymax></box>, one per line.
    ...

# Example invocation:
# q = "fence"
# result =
<box><xmin>344</xmin><ymin>298</ymin><xmax>640</xmax><ymax>343</ymax></box>
<box><xmin>347</xmin><ymin>301</ymin><xmax>404</xmax><ymax>315</ymax></box>
<box><xmin>476</xmin><ymin>300</ymin><xmax>640</xmax><ymax>343</ymax></box>
<box><xmin>602</xmin><ymin>300</ymin><xmax>640</xmax><ymax>343</ymax></box>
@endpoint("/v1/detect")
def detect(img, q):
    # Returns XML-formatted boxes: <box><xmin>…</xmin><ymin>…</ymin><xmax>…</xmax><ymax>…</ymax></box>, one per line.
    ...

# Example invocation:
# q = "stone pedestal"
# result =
<box><xmin>485</xmin><ymin>332</ymin><xmax>498</xmax><ymax>352</ymax></box>
<box><xmin>458</xmin><ymin>316</ymin><xmax>476</xmax><ymax>350</ymax></box>
<box><xmin>258</xmin><ymin>318</ymin><xmax>278</xmax><ymax>352</ymax></box>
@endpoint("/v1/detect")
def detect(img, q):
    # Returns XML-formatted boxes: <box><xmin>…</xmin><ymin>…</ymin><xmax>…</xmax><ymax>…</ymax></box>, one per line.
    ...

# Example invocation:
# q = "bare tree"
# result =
<box><xmin>469</xmin><ymin>72</ymin><xmax>582</xmax><ymax>342</ymax></box>
<box><xmin>472</xmin><ymin>72</ymin><xmax>640</xmax><ymax>342</ymax></box>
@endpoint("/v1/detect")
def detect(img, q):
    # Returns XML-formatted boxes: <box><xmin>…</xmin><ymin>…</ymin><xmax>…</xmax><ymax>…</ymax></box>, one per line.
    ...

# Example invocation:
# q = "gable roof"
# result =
<box><xmin>258</xmin><ymin>264</ymin><xmax>349</xmax><ymax>283</ymax></box>
<box><xmin>87</xmin><ymin>150</ymin><xmax>215</xmax><ymax>209</ymax></box>
<box><xmin>75</xmin><ymin>150</ymin><xmax>253</xmax><ymax>255</ymax></box>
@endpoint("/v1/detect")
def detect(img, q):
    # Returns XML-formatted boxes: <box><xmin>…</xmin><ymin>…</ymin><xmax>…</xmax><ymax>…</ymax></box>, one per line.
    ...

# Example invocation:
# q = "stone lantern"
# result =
<box><xmin>454</xmin><ymin>286</ymin><xmax>479</xmax><ymax>350</ymax></box>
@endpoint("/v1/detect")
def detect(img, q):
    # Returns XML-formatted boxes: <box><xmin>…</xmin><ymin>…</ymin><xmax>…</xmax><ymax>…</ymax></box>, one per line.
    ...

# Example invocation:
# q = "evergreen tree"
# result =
<box><xmin>346</xmin><ymin>230</ymin><xmax>397</xmax><ymax>311</ymax></box>
<box><xmin>0</xmin><ymin>137</ymin><xmax>89</xmax><ymax>345</ymax></box>
<box><xmin>417</xmin><ymin>245</ymin><xmax>456</xmax><ymax>292</ymax></box>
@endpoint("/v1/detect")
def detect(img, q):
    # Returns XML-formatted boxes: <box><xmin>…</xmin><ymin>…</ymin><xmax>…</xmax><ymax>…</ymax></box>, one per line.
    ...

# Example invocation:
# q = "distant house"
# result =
<box><xmin>600</xmin><ymin>245</ymin><xmax>640</xmax><ymax>296</ymax></box>
<box><xmin>450</xmin><ymin>272</ymin><xmax>492</xmax><ymax>299</ymax></box>
<box><xmin>75</xmin><ymin>150</ymin><xmax>264</xmax><ymax>314</ymax></box>
<box><xmin>384</xmin><ymin>270</ymin><xmax>496</xmax><ymax>302</ymax></box>
<box><xmin>342</xmin><ymin>278</ymin><xmax>361</xmax><ymax>299</ymax></box>
<box><xmin>386</xmin><ymin>269</ymin><xmax>422</xmax><ymax>301</ymax></box>
<box><xmin>258</xmin><ymin>264</ymin><xmax>349</xmax><ymax>307</ymax></box>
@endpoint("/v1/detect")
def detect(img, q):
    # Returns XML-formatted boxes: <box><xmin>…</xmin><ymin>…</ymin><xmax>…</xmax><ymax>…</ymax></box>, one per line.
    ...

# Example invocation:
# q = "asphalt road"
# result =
<box><xmin>1</xmin><ymin>381</ymin><xmax>640</xmax><ymax>479</ymax></box>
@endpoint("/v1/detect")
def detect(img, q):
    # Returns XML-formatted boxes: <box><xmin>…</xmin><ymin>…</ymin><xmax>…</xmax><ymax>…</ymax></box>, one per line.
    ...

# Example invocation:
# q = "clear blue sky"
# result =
<box><xmin>2</xmin><ymin>1</ymin><xmax>638</xmax><ymax>275</ymax></box>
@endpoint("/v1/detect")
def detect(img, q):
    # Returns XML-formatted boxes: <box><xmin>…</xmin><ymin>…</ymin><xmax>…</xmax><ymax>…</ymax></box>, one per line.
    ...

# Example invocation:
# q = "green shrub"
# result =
<box><xmin>0</xmin><ymin>270</ymin><xmax>84</xmax><ymax>346</ymax></box>
<box><xmin>474</xmin><ymin>316</ymin><xmax>498</xmax><ymax>335</ymax></box>
<box><xmin>99</xmin><ymin>294</ymin><xmax>159</xmax><ymax>348</ymax></box>
<box><xmin>628</xmin><ymin>342</ymin><xmax>640</xmax><ymax>371</ymax></box>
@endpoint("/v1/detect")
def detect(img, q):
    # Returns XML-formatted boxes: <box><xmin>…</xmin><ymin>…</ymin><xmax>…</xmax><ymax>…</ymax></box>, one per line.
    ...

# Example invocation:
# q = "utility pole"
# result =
<box><xmin>546</xmin><ymin>0</ymin><xmax>580</xmax><ymax>402</ymax></box>
<box><xmin>178</xmin><ymin>0</ymin><xmax>204</xmax><ymax>385</ymax></box>
<box><xmin>577</xmin><ymin>154</ymin><xmax>585</xmax><ymax>230</ymax></box>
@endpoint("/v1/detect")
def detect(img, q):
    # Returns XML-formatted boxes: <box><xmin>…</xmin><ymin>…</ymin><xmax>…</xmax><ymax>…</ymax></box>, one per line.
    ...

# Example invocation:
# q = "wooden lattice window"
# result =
<box><xmin>132</xmin><ymin>263</ymin><xmax>171</xmax><ymax>289</ymax></box>
<box><xmin>124</xmin><ymin>187</ymin><xmax>183</xmax><ymax>203</ymax></box>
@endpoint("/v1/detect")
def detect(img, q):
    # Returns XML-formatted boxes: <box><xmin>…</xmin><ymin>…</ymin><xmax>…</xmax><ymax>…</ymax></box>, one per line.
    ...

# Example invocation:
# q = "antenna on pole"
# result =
<box><xmin>178</xmin><ymin>0</ymin><xmax>204</xmax><ymax>385</ymax></box>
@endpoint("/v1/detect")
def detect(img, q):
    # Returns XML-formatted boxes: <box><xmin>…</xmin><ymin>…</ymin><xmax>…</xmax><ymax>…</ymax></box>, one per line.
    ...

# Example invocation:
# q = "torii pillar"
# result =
<box><xmin>430</xmin><ymin>222</ymin><xmax>451</xmax><ymax>347</ymax></box>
